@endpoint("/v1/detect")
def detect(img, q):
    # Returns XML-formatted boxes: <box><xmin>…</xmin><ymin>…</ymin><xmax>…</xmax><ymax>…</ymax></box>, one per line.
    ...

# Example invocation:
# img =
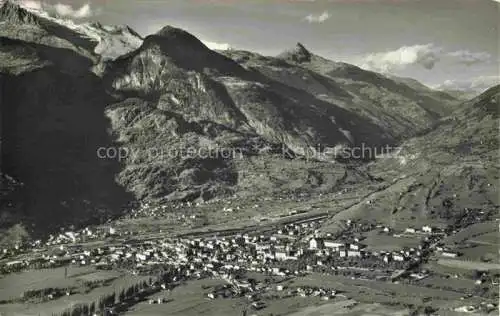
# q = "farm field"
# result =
<box><xmin>437</xmin><ymin>259</ymin><xmax>500</xmax><ymax>271</ymax></box>
<box><xmin>288</xmin><ymin>272</ymin><xmax>489</xmax><ymax>311</ymax></box>
<box><xmin>444</xmin><ymin>222</ymin><xmax>498</xmax><ymax>245</ymax></box>
<box><xmin>287</xmin><ymin>300</ymin><xmax>410</xmax><ymax>316</ymax></box>
<box><xmin>471</xmin><ymin>231</ymin><xmax>499</xmax><ymax>245</ymax></box>
<box><xmin>0</xmin><ymin>267</ymin><xmax>96</xmax><ymax>301</ymax></box>
<box><xmin>362</xmin><ymin>231</ymin><xmax>422</xmax><ymax>251</ymax></box>
<box><xmin>458</xmin><ymin>244</ymin><xmax>498</xmax><ymax>262</ymax></box>
<box><xmin>125</xmin><ymin>279</ymin><xmax>248</xmax><ymax>316</ymax></box>
<box><xmin>0</xmin><ymin>267</ymin><xmax>151</xmax><ymax>316</ymax></box>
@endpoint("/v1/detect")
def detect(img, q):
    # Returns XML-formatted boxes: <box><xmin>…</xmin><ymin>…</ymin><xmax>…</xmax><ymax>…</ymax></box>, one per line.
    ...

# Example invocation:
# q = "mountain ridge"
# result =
<box><xmin>0</xmin><ymin>0</ymin><xmax>143</xmax><ymax>61</ymax></box>
<box><xmin>278</xmin><ymin>42</ymin><xmax>313</xmax><ymax>63</ymax></box>
<box><xmin>2</xmin><ymin>4</ymin><xmax>494</xmax><ymax>233</ymax></box>
<box><xmin>320</xmin><ymin>85</ymin><xmax>499</xmax><ymax>233</ymax></box>
<box><xmin>0</xmin><ymin>0</ymin><xmax>41</xmax><ymax>24</ymax></box>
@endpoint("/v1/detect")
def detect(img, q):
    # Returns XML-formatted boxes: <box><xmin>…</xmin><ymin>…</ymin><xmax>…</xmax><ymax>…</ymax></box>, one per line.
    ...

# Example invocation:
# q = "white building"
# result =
<box><xmin>441</xmin><ymin>252</ymin><xmax>458</xmax><ymax>258</ymax></box>
<box><xmin>275</xmin><ymin>252</ymin><xmax>287</xmax><ymax>261</ymax></box>
<box><xmin>349</xmin><ymin>244</ymin><xmax>360</xmax><ymax>251</ymax></box>
<box><xmin>347</xmin><ymin>250</ymin><xmax>361</xmax><ymax>257</ymax></box>
<box><xmin>324</xmin><ymin>241</ymin><xmax>343</xmax><ymax>249</ymax></box>
<box><xmin>393</xmin><ymin>254</ymin><xmax>405</xmax><ymax>261</ymax></box>
<box><xmin>422</xmin><ymin>226</ymin><xmax>432</xmax><ymax>233</ymax></box>
<box><xmin>309</xmin><ymin>238</ymin><xmax>319</xmax><ymax>250</ymax></box>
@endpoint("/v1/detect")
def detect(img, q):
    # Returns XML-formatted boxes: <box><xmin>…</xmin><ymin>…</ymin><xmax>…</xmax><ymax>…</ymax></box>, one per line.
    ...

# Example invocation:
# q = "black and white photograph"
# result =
<box><xmin>0</xmin><ymin>0</ymin><xmax>498</xmax><ymax>315</ymax></box>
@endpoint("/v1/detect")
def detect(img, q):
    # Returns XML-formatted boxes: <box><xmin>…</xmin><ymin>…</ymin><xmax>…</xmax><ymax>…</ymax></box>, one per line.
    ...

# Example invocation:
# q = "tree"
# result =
<box><xmin>82</xmin><ymin>304</ymin><xmax>89</xmax><ymax>315</ymax></box>
<box><xmin>126</xmin><ymin>286</ymin><xmax>134</xmax><ymax>298</ymax></box>
<box><xmin>89</xmin><ymin>302</ymin><xmax>96</xmax><ymax>314</ymax></box>
<box><xmin>98</xmin><ymin>296</ymin><xmax>105</xmax><ymax>310</ymax></box>
<box><xmin>423</xmin><ymin>306</ymin><xmax>437</xmax><ymax>315</ymax></box>
<box><xmin>105</xmin><ymin>293</ymin><xmax>114</xmax><ymax>306</ymax></box>
<box><xmin>119</xmin><ymin>289</ymin><xmax>126</xmax><ymax>302</ymax></box>
<box><xmin>471</xmin><ymin>269</ymin><xmax>482</xmax><ymax>280</ymax></box>
<box><xmin>71</xmin><ymin>305</ymin><xmax>82</xmax><ymax>316</ymax></box>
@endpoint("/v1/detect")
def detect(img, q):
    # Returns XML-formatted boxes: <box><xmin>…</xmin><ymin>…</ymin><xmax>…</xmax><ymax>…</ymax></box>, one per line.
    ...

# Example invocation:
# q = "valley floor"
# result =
<box><xmin>0</xmin><ymin>189</ymin><xmax>498</xmax><ymax>316</ymax></box>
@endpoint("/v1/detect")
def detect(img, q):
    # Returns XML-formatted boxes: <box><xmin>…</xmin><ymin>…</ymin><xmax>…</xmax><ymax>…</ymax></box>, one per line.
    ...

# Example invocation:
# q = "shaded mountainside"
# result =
<box><xmin>2</xmin><ymin>1</ymin><xmax>489</xmax><ymax>231</ymax></box>
<box><xmin>1</xmin><ymin>64</ymin><xmax>135</xmax><ymax>230</ymax></box>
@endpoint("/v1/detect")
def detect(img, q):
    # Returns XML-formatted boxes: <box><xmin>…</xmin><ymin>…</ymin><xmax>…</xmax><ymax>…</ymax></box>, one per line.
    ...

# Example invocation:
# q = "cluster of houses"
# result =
<box><xmin>307</xmin><ymin>236</ymin><xmax>423</xmax><ymax>266</ymax></box>
<box><xmin>394</xmin><ymin>225</ymin><xmax>462</xmax><ymax>258</ymax></box>
<box><xmin>0</xmin><ymin>214</ymin><xmax>474</xmax><ymax>288</ymax></box>
<box><xmin>290</xmin><ymin>286</ymin><xmax>338</xmax><ymax>300</ymax></box>
<box><xmin>127</xmin><ymin>199</ymin><xmax>229</xmax><ymax>219</ymax></box>
<box><xmin>454</xmin><ymin>302</ymin><xmax>497</xmax><ymax>314</ymax></box>
<box><xmin>203</xmin><ymin>276</ymin><xmax>340</xmax><ymax>304</ymax></box>
<box><xmin>397</xmin><ymin>224</ymin><xmax>447</xmax><ymax>236</ymax></box>
<box><xmin>2</xmin><ymin>216</ymin><xmax>428</xmax><ymax>279</ymax></box>
<box><xmin>1</xmin><ymin>209</ymin><xmax>498</xmax><ymax>316</ymax></box>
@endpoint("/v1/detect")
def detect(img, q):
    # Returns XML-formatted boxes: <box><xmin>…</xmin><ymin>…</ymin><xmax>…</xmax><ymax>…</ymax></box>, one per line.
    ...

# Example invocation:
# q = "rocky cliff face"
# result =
<box><xmin>0</xmin><ymin>1</ymin><xmax>471</xmax><ymax>229</ymax></box>
<box><xmin>0</xmin><ymin>0</ymin><xmax>40</xmax><ymax>24</ymax></box>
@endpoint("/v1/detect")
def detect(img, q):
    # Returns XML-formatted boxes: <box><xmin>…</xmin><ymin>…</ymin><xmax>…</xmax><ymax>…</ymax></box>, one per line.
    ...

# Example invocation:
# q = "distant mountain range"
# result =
<box><xmin>320</xmin><ymin>84</ymin><xmax>499</xmax><ymax>233</ymax></box>
<box><xmin>0</xmin><ymin>0</ymin><xmax>496</xmax><ymax>232</ymax></box>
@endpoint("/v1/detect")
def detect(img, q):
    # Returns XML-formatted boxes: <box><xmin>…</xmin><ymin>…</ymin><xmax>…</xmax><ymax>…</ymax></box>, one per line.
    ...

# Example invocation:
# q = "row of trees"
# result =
<box><xmin>53</xmin><ymin>279</ymin><xmax>153</xmax><ymax>316</ymax></box>
<box><xmin>1</xmin><ymin>259</ymin><xmax>69</xmax><ymax>274</ymax></box>
<box><xmin>52</xmin><ymin>266</ymin><xmax>191</xmax><ymax>316</ymax></box>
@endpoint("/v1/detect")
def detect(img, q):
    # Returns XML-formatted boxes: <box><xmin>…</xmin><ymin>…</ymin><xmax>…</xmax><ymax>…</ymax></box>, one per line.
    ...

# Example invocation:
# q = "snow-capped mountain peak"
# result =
<box><xmin>0</xmin><ymin>0</ymin><xmax>143</xmax><ymax>60</ymax></box>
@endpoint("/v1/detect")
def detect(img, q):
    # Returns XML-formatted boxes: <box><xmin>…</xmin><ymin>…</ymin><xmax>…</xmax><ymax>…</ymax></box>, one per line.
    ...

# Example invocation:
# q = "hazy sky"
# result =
<box><xmin>20</xmin><ymin>0</ymin><xmax>500</xmax><ymax>91</ymax></box>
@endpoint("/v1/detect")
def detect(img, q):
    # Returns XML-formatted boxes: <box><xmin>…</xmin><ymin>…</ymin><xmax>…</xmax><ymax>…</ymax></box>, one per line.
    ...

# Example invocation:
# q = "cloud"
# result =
<box><xmin>304</xmin><ymin>11</ymin><xmax>331</xmax><ymax>23</ymax></box>
<box><xmin>433</xmin><ymin>75</ymin><xmax>499</xmax><ymax>93</ymax></box>
<box><xmin>446</xmin><ymin>50</ymin><xmax>492</xmax><ymax>66</ymax></box>
<box><xmin>202</xmin><ymin>41</ymin><xmax>232</xmax><ymax>51</ymax></box>
<box><xmin>19</xmin><ymin>0</ymin><xmax>42</xmax><ymax>10</ymax></box>
<box><xmin>16</xmin><ymin>0</ymin><xmax>97</xmax><ymax>19</ymax></box>
<box><xmin>361</xmin><ymin>44</ymin><xmax>440</xmax><ymax>73</ymax></box>
<box><xmin>53</xmin><ymin>3</ymin><xmax>93</xmax><ymax>19</ymax></box>
<box><xmin>359</xmin><ymin>44</ymin><xmax>493</xmax><ymax>73</ymax></box>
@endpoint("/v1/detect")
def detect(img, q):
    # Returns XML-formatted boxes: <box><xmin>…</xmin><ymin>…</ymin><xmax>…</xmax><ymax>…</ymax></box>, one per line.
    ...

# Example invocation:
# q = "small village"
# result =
<box><xmin>2</xmin><ymin>217</ymin><xmax>436</xmax><ymax>275</ymax></box>
<box><xmin>1</xmin><ymin>206</ymin><xmax>497</xmax><ymax>315</ymax></box>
